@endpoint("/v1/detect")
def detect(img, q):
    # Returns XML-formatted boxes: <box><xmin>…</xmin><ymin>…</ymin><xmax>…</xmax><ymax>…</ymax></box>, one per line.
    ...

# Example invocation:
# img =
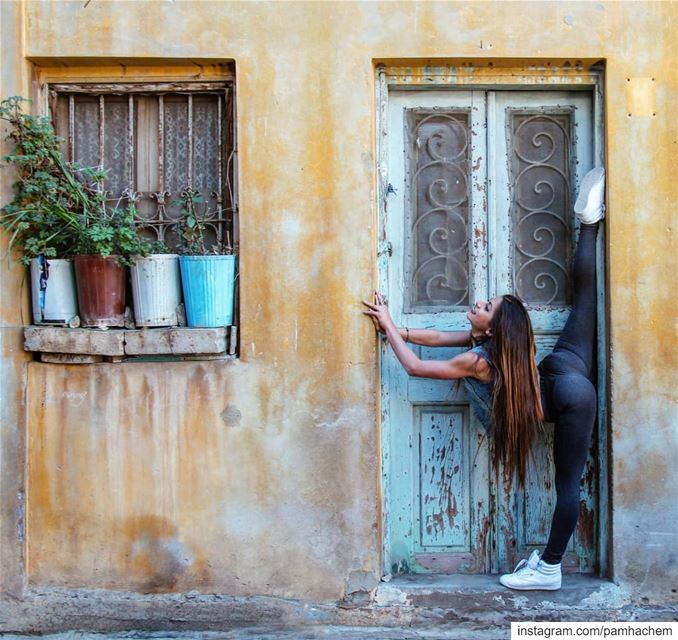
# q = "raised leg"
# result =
<box><xmin>548</xmin><ymin>222</ymin><xmax>599</xmax><ymax>380</ymax></box>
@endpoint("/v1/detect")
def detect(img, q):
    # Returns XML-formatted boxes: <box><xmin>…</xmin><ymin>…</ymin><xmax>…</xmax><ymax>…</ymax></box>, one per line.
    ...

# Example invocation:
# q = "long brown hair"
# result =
<box><xmin>485</xmin><ymin>294</ymin><xmax>544</xmax><ymax>487</ymax></box>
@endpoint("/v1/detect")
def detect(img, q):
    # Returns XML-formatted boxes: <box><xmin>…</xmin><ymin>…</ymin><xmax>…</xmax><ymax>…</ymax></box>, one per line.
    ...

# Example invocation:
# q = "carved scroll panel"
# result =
<box><xmin>406</xmin><ymin>110</ymin><xmax>471</xmax><ymax>311</ymax></box>
<box><xmin>508</xmin><ymin>111</ymin><xmax>574</xmax><ymax>307</ymax></box>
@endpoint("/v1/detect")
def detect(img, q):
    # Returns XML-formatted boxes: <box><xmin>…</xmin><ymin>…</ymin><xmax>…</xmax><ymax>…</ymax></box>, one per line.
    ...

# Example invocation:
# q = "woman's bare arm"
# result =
<box><xmin>382</xmin><ymin>324</ymin><xmax>490</xmax><ymax>380</ymax></box>
<box><xmin>405</xmin><ymin>328</ymin><xmax>473</xmax><ymax>348</ymax></box>
<box><xmin>362</xmin><ymin>292</ymin><xmax>490</xmax><ymax>381</ymax></box>
<box><xmin>365</xmin><ymin>305</ymin><xmax>472</xmax><ymax>347</ymax></box>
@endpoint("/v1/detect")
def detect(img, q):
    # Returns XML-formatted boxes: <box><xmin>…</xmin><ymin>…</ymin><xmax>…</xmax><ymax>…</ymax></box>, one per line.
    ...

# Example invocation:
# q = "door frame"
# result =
<box><xmin>375</xmin><ymin>61</ymin><xmax>608</xmax><ymax>577</ymax></box>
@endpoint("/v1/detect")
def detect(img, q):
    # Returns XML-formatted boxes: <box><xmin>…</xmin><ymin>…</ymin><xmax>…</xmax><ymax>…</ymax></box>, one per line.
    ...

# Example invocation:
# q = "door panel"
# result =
<box><xmin>413</xmin><ymin>404</ymin><xmax>490</xmax><ymax>573</ymax></box>
<box><xmin>382</xmin><ymin>89</ymin><xmax>599</xmax><ymax>574</ymax></box>
<box><xmin>490</xmin><ymin>91</ymin><xmax>595</xmax><ymax>573</ymax></box>
<box><xmin>489</xmin><ymin>92</ymin><xmax>592</xmax><ymax>333</ymax></box>
<box><xmin>385</xmin><ymin>91</ymin><xmax>491</xmax><ymax>575</ymax></box>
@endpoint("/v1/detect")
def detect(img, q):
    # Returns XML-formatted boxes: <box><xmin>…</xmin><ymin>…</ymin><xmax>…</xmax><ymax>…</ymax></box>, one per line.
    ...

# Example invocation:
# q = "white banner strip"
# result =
<box><xmin>511</xmin><ymin>622</ymin><xmax>677</xmax><ymax>639</ymax></box>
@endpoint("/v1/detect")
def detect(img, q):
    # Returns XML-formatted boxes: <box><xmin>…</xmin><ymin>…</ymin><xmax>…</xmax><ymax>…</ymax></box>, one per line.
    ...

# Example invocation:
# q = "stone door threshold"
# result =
<box><xmin>374</xmin><ymin>573</ymin><xmax>623</xmax><ymax>613</ymax></box>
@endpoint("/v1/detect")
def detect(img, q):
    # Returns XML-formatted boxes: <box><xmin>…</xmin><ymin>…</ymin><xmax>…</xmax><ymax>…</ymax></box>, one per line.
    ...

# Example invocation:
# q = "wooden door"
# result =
<box><xmin>381</xmin><ymin>89</ymin><xmax>599</xmax><ymax>575</ymax></box>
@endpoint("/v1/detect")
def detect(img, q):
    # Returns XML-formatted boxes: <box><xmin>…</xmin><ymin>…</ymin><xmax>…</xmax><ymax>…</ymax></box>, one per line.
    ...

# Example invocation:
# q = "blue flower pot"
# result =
<box><xmin>179</xmin><ymin>255</ymin><xmax>236</xmax><ymax>327</ymax></box>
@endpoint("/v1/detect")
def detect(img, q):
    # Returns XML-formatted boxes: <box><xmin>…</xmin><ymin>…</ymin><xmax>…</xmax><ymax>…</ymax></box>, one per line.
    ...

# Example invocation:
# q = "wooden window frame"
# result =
<box><xmin>22</xmin><ymin>66</ymin><xmax>240</xmax><ymax>361</ymax></box>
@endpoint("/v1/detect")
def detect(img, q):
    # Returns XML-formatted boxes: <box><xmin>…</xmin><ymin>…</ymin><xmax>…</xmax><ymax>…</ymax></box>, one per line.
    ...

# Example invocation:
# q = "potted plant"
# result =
<box><xmin>0</xmin><ymin>96</ymin><xmax>80</xmax><ymax>325</ymax></box>
<box><xmin>129</xmin><ymin>239</ymin><xmax>183</xmax><ymax>328</ymax></box>
<box><xmin>73</xmin><ymin>202</ymin><xmax>150</xmax><ymax>328</ymax></box>
<box><xmin>175</xmin><ymin>190</ymin><xmax>236</xmax><ymax>328</ymax></box>
<box><xmin>0</xmin><ymin>96</ymin><xmax>150</xmax><ymax>329</ymax></box>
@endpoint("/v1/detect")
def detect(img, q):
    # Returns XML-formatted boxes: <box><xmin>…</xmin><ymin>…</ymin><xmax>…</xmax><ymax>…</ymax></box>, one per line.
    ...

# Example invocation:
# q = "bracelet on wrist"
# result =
<box><xmin>405</xmin><ymin>327</ymin><xmax>410</xmax><ymax>342</ymax></box>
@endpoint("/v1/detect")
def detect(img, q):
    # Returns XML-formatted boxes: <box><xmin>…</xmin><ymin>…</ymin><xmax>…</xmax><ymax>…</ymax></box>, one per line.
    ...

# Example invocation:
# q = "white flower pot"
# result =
<box><xmin>30</xmin><ymin>257</ymin><xmax>78</xmax><ymax>325</ymax></box>
<box><xmin>130</xmin><ymin>254</ymin><xmax>182</xmax><ymax>327</ymax></box>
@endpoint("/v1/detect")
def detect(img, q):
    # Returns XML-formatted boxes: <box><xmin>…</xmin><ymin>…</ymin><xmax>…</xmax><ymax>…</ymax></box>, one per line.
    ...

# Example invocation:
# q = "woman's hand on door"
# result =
<box><xmin>362</xmin><ymin>291</ymin><xmax>395</xmax><ymax>333</ymax></box>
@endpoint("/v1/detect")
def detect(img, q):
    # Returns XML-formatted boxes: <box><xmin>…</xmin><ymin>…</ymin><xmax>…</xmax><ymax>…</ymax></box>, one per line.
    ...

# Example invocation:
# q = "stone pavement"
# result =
<box><xmin>1</xmin><ymin>574</ymin><xmax>676</xmax><ymax>639</ymax></box>
<box><xmin>0</xmin><ymin>630</ymin><xmax>482</xmax><ymax>640</ymax></box>
<box><xmin>1</xmin><ymin>618</ymin><xmax>678</xmax><ymax>640</ymax></box>
<box><xmin>0</xmin><ymin>627</ymin><xmax>577</xmax><ymax>640</ymax></box>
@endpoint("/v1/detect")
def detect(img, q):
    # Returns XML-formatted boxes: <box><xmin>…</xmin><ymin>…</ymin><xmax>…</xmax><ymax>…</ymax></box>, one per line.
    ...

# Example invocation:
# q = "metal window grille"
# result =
<box><xmin>508</xmin><ymin>109</ymin><xmax>574</xmax><ymax>307</ymax></box>
<box><xmin>405</xmin><ymin>109</ymin><xmax>472</xmax><ymax>311</ymax></box>
<box><xmin>48</xmin><ymin>82</ymin><xmax>237</xmax><ymax>252</ymax></box>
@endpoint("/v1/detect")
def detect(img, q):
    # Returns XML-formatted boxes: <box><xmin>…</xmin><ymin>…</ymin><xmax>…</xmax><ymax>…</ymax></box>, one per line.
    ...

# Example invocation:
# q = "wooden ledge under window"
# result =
<box><xmin>24</xmin><ymin>326</ymin><xmax>238</xmax><ymax>363</ymax></box>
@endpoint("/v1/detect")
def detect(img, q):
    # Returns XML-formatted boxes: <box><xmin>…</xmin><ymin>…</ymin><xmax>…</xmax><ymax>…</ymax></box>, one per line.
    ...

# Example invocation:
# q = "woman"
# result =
<box><xmin>363</xmin><ymin>167</ymin><xmax>605</xmax><ymax>591</ymax></box>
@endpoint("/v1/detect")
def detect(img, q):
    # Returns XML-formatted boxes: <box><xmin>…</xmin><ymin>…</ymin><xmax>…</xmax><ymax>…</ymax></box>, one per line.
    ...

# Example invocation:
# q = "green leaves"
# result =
<box><xmin>0</xmin><ymin>96</ymin><xmax>92</xmax><ymax>261</ymax></box>
<box><xmin>147</xmin><ymin>239</ymin><xmax>171</xmax><ymax>254</ymax></box>
<box><xmin>75</xmin><ymin>205</ymin><xmax>152</xmax><ymax>266</ymax></box>
<box><xmin>0</xmin><ymin>96</ymin><xmax>150</xmax><ymax>265</ymax></box>
<box><xmin>172</xmin><ymin>189</ymin><xmax>234</xmax><ymax>256</ymax></box>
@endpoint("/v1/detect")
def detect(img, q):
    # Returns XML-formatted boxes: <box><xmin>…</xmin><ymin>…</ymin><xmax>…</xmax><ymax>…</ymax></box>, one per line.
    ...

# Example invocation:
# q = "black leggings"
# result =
<box><xmin>538</xmin><ymin>223</ymin><xmax>599</xmax><ymax>565</ymax></box>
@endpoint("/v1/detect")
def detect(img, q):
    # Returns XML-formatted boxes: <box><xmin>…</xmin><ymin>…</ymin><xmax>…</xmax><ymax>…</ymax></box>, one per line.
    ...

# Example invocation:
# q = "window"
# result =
<box><xmin>21</xmin><ymin>79</ymin><xmax>241</xmax><ymax>361</ymax></box>
<box><xmin>48</xmin><ymin>82</ymin><xmax>237</xmax><ymax>251</ymax></box>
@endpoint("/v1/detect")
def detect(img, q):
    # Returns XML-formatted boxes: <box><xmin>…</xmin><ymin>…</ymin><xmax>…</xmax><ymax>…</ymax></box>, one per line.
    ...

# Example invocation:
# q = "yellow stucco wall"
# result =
<box><xmin>1</xmin><ymin>0</ymin><xmax>676</xmax><ymax>600</ymax></box>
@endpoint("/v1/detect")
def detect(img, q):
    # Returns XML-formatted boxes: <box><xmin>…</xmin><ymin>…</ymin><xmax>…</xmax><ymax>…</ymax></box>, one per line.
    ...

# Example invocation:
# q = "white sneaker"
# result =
<box><xmin>499</xmin><ymin>550</ymin><xmax>562</xmax><ymax>591</ymax></box>
<box><xmin>574</xmin><ymin>166</ymin><xmax>606</xmax><ymax>224</ymax></box>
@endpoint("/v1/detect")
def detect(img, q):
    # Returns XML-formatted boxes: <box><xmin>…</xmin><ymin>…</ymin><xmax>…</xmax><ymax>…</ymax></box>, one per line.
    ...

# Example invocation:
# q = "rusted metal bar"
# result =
<box><xmin>217</xmin><ymin>94</ymin><xmax>223</xmax><ymax>193</ymax></box>
<box><xmin>230</xmin><ymin>85</ymin><xmax>238</xmax><ymax>217</ymax></box>
<box><xmin>157</xmin><ymin>94</ymin><xmax>165</xmax><ymax>223</ymax></box>
<box><xmin>128</xmin><ymin>94</ymin><xmax>134</xmax><ymax>193</ymax></box>
<box><xmin>68</xmin><ymin>95</ymin><xmax>75</xmax><ymax>161</ymax></box>
<box><xmin>41</xmin><ymin>353</ymin><xmax>104</xmax><ymax>364</ymax></box>
<box><xmin>187</xmin><ymin>94</ymin><xmax>193</xmax><ymax>190</ymax></box>
<box><xmin>98</xmin><ymin>95</ymin><xmax>105</xmax><ymax>169</ymax></box>
<box><xmin>216</xmin><ymin>92</ymin><xmax>224</xmax><ymax>243</ymax></box>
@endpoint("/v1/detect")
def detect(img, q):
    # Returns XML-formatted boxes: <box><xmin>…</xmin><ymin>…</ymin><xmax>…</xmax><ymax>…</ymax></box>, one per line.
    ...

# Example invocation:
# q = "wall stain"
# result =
<box><xmin>121</xmin><ymin>515</ymin><xmax>209</xmax><ymax>593</ymax></box>
<box><xmin>221</xmin><ymin>404</ymin><xmax>242</xmax><ymax>427</ymax></box>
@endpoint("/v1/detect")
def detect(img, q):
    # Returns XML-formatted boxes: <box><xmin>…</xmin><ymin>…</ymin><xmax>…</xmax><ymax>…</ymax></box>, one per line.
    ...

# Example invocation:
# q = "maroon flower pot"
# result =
<box><xmin>73</xmin><ymin>255</ymin><xmax>127</xmax><ymax>328</ymax></box>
